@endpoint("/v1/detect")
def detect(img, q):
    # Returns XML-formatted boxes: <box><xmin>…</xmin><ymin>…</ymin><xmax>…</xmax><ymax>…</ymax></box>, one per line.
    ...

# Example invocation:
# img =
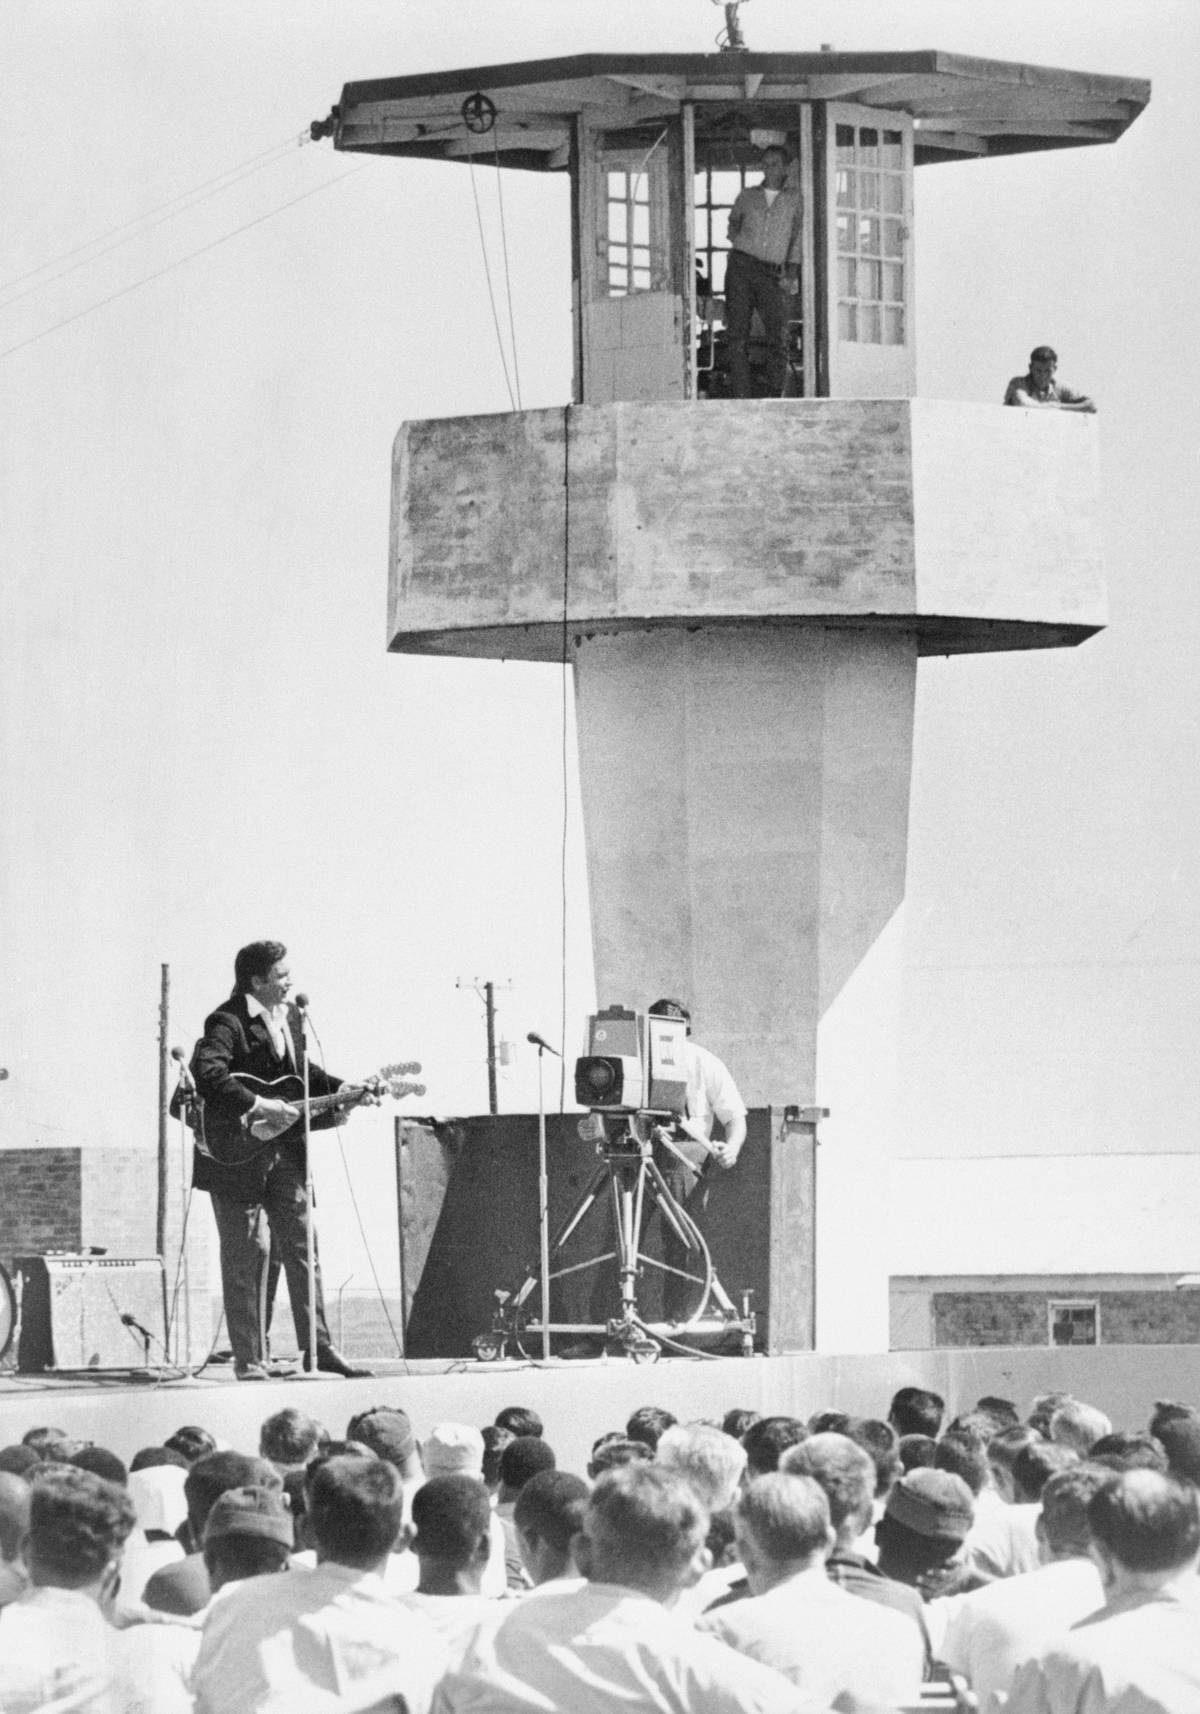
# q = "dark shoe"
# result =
<box><xmin>235</xmin><ymin>1360</ymin><xmax>270</xmax><ymax>1381</ymax></box>
<box><xmin>304</xmin><ymin>1345</ymin><xmax>373</xmax><ymax>1378</ymax></box>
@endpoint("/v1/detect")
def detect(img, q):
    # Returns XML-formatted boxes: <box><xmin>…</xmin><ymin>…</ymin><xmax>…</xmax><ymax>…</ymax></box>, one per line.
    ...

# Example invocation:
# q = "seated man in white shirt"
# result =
<box><xmin>935</xmin><ymin>1464</ymin><xmax>1108</xmax><ymax>1714</ymax></box>
<box><xmin>434</xmin><ymin>1462</ymin><xmax>804</xmax><ymax>1714</ymax></box>
<box><xmin>193</xmin><ymin>1453</ymin><xmax>447</xmax><ymax>1714</ymax></box>
<box><xmin>699</xmin><ymin>1472</ymin><xmax>923</xmax><ymax>1709</ymax></box>
<box><xmin>655</xmin><ymin>1424</ymin><xmax>747</xmax><ymax>1616</ymax></box>
<box><xmin>398</xmin><ymin>1474</ymin><xmax>504</xmax><ymax>1664</ymax></box>
<box><xmin>1007</xmin><ymin>1469</ymin><xmax>1200</xmax><ymax>1714</ymax></box>
<box><xmin>0</xmin><ymin>1464</ymin><xmax>135</xmax><ymax>1714</ymax></box>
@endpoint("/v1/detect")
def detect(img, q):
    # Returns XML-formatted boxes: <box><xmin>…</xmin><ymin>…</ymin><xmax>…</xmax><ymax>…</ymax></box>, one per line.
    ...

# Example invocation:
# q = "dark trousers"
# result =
<box><xmin>210</xmin><ymin>1151</ymin><xmax>330</xmax><ymax>1365</ymax></box>
<box><xmin>656</xmin><ymin>1152</ymin><xmax>708</xmax><ymax>1324</ymax></box>
<box><xmin>726</xmin><ymin>248</ymin><xmax>790</xmax><ymax>398</ymax></box>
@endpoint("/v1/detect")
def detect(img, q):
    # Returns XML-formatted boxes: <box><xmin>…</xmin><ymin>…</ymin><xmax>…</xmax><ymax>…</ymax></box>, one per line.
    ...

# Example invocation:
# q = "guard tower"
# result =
<box><xmin>317</xmin><ymin>48</ymin><xmax>1148</xmax><ymax>1349</ymax></box>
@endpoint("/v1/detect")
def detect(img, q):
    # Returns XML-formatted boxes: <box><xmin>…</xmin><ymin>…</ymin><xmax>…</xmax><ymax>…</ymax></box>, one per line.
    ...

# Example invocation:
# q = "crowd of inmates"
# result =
<box><xmin>0</xmin><ymin>1382</ymin><xmax>1197</xmax><ymax>1713</ymax></box>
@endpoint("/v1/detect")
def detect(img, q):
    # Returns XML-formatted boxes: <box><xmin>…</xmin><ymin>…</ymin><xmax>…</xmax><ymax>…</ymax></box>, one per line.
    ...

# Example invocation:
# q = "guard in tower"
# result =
<box><xmin>726</xmin><ymin>144</ymin><xmax>803</xmax><ymax>399</ymax></box>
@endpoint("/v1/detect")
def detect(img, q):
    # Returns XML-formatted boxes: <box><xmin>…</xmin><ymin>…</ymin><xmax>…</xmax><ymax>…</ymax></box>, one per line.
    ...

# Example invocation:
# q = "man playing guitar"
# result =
<box><xmin>190</xmin><ymin>940</ymin><xmax>372</xmax><ymax>1380</ymax></box>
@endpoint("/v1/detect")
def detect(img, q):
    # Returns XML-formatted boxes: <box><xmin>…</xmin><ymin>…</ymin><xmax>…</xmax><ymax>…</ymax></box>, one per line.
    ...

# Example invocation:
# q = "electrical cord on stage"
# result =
<box><xmin>306</xmin><ymin>1011</ymin><xmax>411</xmax><ymax>1373</ymax></box>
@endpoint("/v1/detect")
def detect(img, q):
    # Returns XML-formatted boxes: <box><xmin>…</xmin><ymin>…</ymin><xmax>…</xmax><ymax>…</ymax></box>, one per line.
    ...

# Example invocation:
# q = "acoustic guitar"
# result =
<box><xmin>196</xmin><ymin>1062</ymin><xmax>424</xmax><ymax>1165</ymax></box>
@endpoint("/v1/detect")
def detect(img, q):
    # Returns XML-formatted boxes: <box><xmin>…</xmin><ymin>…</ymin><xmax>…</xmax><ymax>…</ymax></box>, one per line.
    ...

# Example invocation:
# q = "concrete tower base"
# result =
<box><xmin>574</xmin><ymin>625</ymin><xmax>916</xmax><ymax>1348</ymax></box>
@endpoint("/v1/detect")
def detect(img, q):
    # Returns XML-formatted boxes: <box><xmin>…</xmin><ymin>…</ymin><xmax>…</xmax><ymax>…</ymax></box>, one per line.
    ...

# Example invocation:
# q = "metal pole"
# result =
<box><xmin>299</xmin><ymin>1005</ymin><xmax>318</xmax><ymax>1375</ymax></box>
<box><xmin>393</xmin><ymin>1115</ymin><xmax>408</xmax><ymax>1360</ymax></box>
<box><xmin>156</xmin><ymin>965</ymin><xmax>169</xmax><ymax>1262</ymax></box>
<box><xmin>536</xmin><ymin>1048</ymin><xmax>551</xmax><ymax>1360</ymax></box>
<box><xmin>485</xmin><ymin>980</ymin><xmax>498</xmax><ymax>1115</ymax></box>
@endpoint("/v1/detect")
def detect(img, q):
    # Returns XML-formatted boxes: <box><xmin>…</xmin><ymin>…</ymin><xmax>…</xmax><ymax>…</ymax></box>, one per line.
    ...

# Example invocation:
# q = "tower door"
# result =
<box><xmin>579</xmin><ymin>135</ymin><xmax>685</xmax><ymax>404</ymax></box>
<box><xmin>820</xmin><ymin>104</ymin><xmax>915</xmax><ymax>398</ymax></box>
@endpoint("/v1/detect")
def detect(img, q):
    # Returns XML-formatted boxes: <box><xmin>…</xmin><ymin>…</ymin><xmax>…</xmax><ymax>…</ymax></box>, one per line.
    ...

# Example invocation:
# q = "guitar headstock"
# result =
<box><xmin>379</xmin><ymin>1060</ymin><xmax>422</xmax><ymax>1078</ymax></box>
<box><xmin>385</xmin><ymin>1078</ymin><xmax>426</xmax><ymax>1100</ymax></box>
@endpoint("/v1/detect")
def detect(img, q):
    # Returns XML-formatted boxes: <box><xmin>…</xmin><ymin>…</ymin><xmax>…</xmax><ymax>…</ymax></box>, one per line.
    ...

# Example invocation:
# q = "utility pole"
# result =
<box><xmin>156</xmin><ymin>964</ymin><xmax>169</xmax><ymax>1259</ymax></box>
<box><xmin>456</xmin><ymin>976</ymin><xmax>512</xmax><ymax>1115</ymax></box>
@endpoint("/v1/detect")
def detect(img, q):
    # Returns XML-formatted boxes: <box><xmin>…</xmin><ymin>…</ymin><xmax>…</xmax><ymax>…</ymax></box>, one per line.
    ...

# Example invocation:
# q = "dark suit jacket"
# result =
<box><xmin>190</xmin><ymin>993</ymin><xmax>341</xmax><ymax>1200</ymax></box>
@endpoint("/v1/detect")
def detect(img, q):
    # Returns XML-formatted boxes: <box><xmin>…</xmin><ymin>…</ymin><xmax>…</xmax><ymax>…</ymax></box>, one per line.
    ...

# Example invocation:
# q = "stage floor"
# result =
<box><xmin>1</xmin><ymin>1343</ymin><xmax>1197</xmax><ymax>1477</ymax></box>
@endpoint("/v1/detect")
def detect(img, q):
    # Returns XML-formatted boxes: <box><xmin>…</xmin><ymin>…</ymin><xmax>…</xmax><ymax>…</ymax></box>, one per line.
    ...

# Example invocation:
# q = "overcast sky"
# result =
<box><xmin>2</xmin><ymin>1</ymin><xmax>1197</xmax><ymax>1298</ymax></box>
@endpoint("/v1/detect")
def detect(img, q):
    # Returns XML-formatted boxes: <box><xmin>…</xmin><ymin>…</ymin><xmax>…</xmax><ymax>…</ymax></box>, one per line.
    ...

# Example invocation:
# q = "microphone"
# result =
<box><xmin>120</xmin><ymin>1312</ymin><xmax>154</xmax><ymax>1341</ymax></box>
<box><xmin>526</xmin><ymin>1032</ymin><xmax>561</xmax><ymax>1057</ymax></box>
<box><xmin>170</xmin><ymin>1047</ymin><xmax>195</xmax><ymax>1092</ymax></box>
<box><xmin>294</xmin><ymin>993</ymin><xmax>310</xmax><ymax>1012</ymax></box>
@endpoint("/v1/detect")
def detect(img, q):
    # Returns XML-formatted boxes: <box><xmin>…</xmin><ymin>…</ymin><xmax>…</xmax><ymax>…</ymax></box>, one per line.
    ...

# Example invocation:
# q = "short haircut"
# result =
<box><xmin>165</xmin><ymin>1427</ymin><xmax>217</xmax><ymax>1464</ymax></box>
<box><xmin>889</xmin><ymin>1388</ymin><xmax>944</xmax><ymax>1439</ymax></box>
<box><xmin>28</xmin><ymin>1467</ymin><xmax>136</xmax><ymax>1588</ymax></box>
<box><xmin>808</xmin><ymin>1412</ymin><xmax>850</xmax><ymax>1436</ymax></box>
<box><xmin>975</xmin><ymin>1397</ymin><xmax>1021</xmax><ymax>1432</ymax></box>
<box><xmin>846</xmin><ymin>1419</ymin><xmax>901</xmax><ymax>1499</ymax></box>
<box><xmin>1049</xmin><ymin>1401</ymin><xmax>1111</xmax><ymax>1458</ymax></box>
<box><xmin>185</xmin><ymin>1452</ymin><xmax>282</xmax><ymax>1533</ymax></box>
<box><xmin>1039</xmin><ymin>1465</ymin><xmax>1115</xmax><ymax>1559</ymax></box>
<box><xmin>781</xmin><ymin>1433</ymin><xmax>874</xmax><ymax>1533</ymax></box>
<box><xmin>410</xmin><ymin>1474</ymin><xmax>492</xmax><ymax>1564</ymax></box>
<box><xmin>1030</xmin><ymin>345</ymin><xmax>1057</xmax><ymax>364</ymax></box>
<box><xmin>1027</xmin><ymin>1392</ymin><xmax>1074</xmax><ymax>1438</ymax></box>
<box><xmin>1087</xmin><ymin>1469</ymin><xmax>1200</xmax><ymax>1573</ymax></box>
<box><xmin>21</xmin><ymin>1428</ymin><xmax>71</xmax><ymax>1458</ymax></box>
<box><xmin>1148</xmin><ymin>1401</ymin><xmax>1199</xmax><ymax>1440</ymax></box>
<box><xmin>1088</xmin><ymin>1432</ymin><xmax>1168</xmax><ymax>1474</ymax></box>
<box><xmin>495</xmin><ymin>1406</ymin><xmax>543</xmax><ymax>1439</ymax></box>
<box><xmin>260</xmin><ymin>1408</ymin><xmax>325</xmax><ymax>1468</ymax></box>
<box><xmin>584</xmin><ymin>1464</ymin><xmax>706</xmax><ymax>1590</ymax></box>
<box><xmin>307</xmin><ymin>1456</ymin><xmax>404</xmax><ymax>1567</ymax></box>
<box><xmin>1153</xmin><ymin>1417</ymin><xmax>1200</xmax><ymax>1486</ymax></box>
<box><xmin>736</xmin><ymin>1474</ymin><xmax>830</xmax><ymax>1564</ymax></box>
<box><xmin>721</xmin><ymin>1408</ymin><xmax>761</xmax><ymax>1440</ymax></box>
<box><xmin>0</xmin><ymin>1472</ymin><xmax>31</xmax><ymax>1558</ymax></box>
<box><xmin>742</xmin><ymin>1416</ymin><xmax>807</xmax><ymax>1477</ymax></box>
<box><xmin>590</xmin><ymin>1438</ymin><xmax>653</xmax><ymax>1477</ymax></box>
<box><xmin>482</xmin><ymin>1425</ymin><xmax>514</xmax><ymax>1486</ymax></box>
<box><xmin>987</xmin><ymin>1424</ymin><xmax>1043</xmax><ymax>1475</ymax></box>
<box><xmin>1012</xmin><ymin>1440</ymin><xmax>1078</xmax><ymax>1502</ymax></box>
<box><xmin>899</xmin><ymin>1435</ymin><xmax>936</xmax><ymax>1473</ymax></box>
<box><xmin>130</xmin><ymin>1447</ymin><xmax>190</xmax><ymax>1474</ymax></box>
<box><xmin>70</xmin><ymin>1446</ymin><xmax>128</xmax><ymax>1487</ymax></box>
<box><xmin>625</xmin><ymin>1406</ymin><xmax>677</xmax><ymax>1451</ymax></box>
<box><xmin>656</xmin><ymin>1424</ymin><xmax>746</xmax><ymax>1514</ymax></box>
<box><xmin>514</xmin><ymin>1470</ymin><xmax>589</xmax><ymax>1554</ymax></box>
<box><xmin>934</xmin><ymin>1433</ymin><xmax>989</xmax><ymax>1497</ymax></box>
<box><xmin>943</xmin><ymin>1412</ymin><xmax>996</xmax><ymax>1453</ymax></box>
<box><xmin>234</xmin><ymin>940</ymin><xmax>287</xmax><ymax>993</ymax></box>
<box><xmin>499</xmin><ymin>1435</ymin><xmax>556</xmax><ymax>1492</ymax></box>
<box><xmin>0</xmin><ymin>1445</ymin><xmax>41</xmax><ymax>1480</ymax></box>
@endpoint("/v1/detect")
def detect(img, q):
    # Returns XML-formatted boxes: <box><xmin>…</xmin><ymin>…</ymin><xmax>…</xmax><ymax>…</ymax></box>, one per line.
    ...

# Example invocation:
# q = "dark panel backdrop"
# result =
<box><xmin>399</xmin><ymin>1110</ymin><xmax>813</xmax><ymax>1357</ymax></box>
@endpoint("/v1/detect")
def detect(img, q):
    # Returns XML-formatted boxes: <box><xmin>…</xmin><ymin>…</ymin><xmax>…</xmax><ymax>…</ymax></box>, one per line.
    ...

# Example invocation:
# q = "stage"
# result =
<box><xmin>1</xmin><ymin>1344</ymin><xmax>1197</xmax><ymax>1477</ymax></box>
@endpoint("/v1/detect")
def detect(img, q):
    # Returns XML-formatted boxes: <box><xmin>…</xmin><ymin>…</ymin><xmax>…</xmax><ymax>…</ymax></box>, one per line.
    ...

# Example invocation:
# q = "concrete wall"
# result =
<box><xmin>389</xmin><ymin>400</ymin><xmax>1103</xmax><ymax>660</ymax></box>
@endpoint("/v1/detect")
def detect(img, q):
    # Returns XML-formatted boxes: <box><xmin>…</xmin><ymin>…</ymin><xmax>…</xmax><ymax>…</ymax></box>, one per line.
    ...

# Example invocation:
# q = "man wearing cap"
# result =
<box><xmin>648</xmin><ymin>999</ymin><xmax>747</xmax><ymax>1322</ymax></box>
<box><xmin>1004</xmin><ymin>346</ymin><xmax>1096</xmax><ymax>412</ymax></box>
<box><xmin>194</xmin><ymin>1455</ymin><xmax>447</xmax><ymax>1714</ymax></box>
<box><xmin>874</xmin><ymin>1468</ymin><xmax>976</xmax><ymax>1595</ymax></box>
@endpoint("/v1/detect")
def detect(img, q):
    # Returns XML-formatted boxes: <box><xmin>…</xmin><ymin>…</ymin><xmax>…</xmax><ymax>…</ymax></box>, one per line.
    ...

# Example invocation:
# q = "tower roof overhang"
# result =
<box><xmin>320</xmin><ymin>49</ymin><xmax>1149</xmax><ymax>169</ymax></box>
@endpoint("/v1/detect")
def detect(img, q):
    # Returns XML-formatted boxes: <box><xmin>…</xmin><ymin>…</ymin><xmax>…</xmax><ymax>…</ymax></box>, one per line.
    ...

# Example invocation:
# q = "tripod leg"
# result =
<box><xmin>507</xmin><ymin>1159</ymin><xmax>611</xmax><ymax>1310</ymax></box>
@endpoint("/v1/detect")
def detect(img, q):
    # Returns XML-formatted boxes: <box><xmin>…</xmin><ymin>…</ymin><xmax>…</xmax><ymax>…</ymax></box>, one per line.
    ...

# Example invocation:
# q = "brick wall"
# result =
<box><xmin>932</xmin><ymin>1289</ymin><xmax>1200</xmax><ymax>1348</ymax></box>
<box><xmin>0</xmin><ymin>1147</ymin><xmax>153</xmax><ymax>1272</ymax></box>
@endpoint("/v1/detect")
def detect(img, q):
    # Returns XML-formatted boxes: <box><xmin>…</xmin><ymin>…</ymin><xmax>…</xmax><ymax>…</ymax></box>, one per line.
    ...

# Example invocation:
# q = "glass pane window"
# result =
<box><xmin>602</xmin><ymin>148</ymin><xmax>670</xmax><ymax>298</ymax></box>
<box><xmin>1049</xmin><ymin>1301</ymin><xmax>1100</xmax><ymax>1347</ymax></box>
<box><xmin>835</xmin><ymin>121</ymin><xmax>906</xmax><ymax>345</ymax></box>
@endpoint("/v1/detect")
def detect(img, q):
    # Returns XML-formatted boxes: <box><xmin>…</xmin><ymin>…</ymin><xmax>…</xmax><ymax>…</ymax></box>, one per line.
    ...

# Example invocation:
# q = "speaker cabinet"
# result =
<box><xmin>15</xmin><ymin>1254</ymin><xmax>166</xmax><ymax>1372</ymax></box>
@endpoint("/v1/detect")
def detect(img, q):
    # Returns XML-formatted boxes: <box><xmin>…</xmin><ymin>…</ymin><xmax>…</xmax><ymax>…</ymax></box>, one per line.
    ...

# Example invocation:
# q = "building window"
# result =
<box><xmin>693</xmin><ymin>164</ymin><xmax>750</xmax><ymax>299</ymax></box>
<box><xmin>1049</xmin><ymin>1300</ymin><xmax>1100</xmax><ymax>1347</ymax></box>
<box><xmin>602</xmin><ymin>138</ymin><xmax>670</xmax><ymax>298</ymax></box>
<box><xmin>835</xmin><ymin>124</ymin><xmax>905</xmax><ymax>345</ymax></box>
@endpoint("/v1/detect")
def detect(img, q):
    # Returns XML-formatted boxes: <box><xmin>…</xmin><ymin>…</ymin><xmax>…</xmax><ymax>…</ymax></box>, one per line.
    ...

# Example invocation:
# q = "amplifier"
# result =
<box><xmin>15</xmin><ymin>1254</ymin><xmax>166</xmax><ymax>1373</ymax></box>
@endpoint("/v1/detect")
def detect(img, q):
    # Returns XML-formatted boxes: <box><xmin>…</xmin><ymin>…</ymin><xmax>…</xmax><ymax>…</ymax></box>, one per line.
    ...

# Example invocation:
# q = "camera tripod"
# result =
<box><xmin>476</xmin><ymin>1111</ymin><xmax>755</xmax><ymax>1362</ymax></box>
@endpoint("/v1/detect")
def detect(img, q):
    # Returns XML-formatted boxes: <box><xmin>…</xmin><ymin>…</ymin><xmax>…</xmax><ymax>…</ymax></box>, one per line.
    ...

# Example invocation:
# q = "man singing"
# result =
<box><xmin>191</xmin><ymin>940</ymin><xmax>369</xmax><ymax>1380</ymax></box>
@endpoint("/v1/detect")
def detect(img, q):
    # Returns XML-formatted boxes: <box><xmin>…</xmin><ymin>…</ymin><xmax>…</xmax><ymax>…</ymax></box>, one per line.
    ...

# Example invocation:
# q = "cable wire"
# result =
<box><xmin>0</xmin><ymin>139</ymin><xmax>307</xmax><ymax>314</ymax></box>
<box><xmin>0</xmin><ymin>134</ymin><xmax>304</xmax><ymax>297</ymax></box>
<box><xmin>490</xmin><ymin>130</ymin><xmax>522</xmax><ymax>410</ymax></box>
<box><xmin>0</xmin><ymin>167</ymin><xmax>362</xmax><ymax>364</ymax></box>
<box><xmin>466</xmin><ymin>148</ymin><xmax>517</xmax><ymax>410</ymax></box>
<box><xmin>559</xmin><ymin>404</ymin><xmax>572</xmax><ymax>1105</ymax></box>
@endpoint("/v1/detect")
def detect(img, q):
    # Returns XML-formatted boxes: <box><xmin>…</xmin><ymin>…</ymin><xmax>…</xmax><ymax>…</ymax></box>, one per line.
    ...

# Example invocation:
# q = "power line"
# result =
<box><xmin>0</xmin><ymin>135</ymin><xmax>303</xmax><ymax>297</ymax></box>
<box><xmin>0</xmin><ymin>140</ymin><xmax>306</xmax><ymax>314</ymax></box>
<box><xmin>0</xmin><ymin>167</ymin><xmax>362</xmax><ymax>364</ymax></box>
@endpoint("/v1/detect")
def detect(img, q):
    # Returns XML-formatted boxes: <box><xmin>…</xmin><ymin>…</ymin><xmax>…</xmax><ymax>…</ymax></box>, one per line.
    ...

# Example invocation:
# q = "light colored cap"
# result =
<box><xmin>423</xmin><ymin>1422</ymin><xmax>485</xmax><ymax>1477</ymax></box>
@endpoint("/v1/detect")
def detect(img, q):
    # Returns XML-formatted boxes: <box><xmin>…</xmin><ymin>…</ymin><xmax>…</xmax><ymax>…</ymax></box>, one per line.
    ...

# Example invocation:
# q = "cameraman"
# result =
<box><xmin>648</xmin><ymin>999</ymin><xmax>747</xmax><ymax>1322</ymax></box>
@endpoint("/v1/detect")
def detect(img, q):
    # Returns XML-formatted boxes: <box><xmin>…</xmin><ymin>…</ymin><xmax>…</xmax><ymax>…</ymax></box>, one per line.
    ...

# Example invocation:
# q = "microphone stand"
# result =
<box><xmin>297</xmin><ymin>1000</ymin><xmax>319</xmax><ymax>1379</ymax></box>
<box><xmin>529</xmin><ymin>1033</ymin><xmax>558</xmax><ymax>1361</ymax></box>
